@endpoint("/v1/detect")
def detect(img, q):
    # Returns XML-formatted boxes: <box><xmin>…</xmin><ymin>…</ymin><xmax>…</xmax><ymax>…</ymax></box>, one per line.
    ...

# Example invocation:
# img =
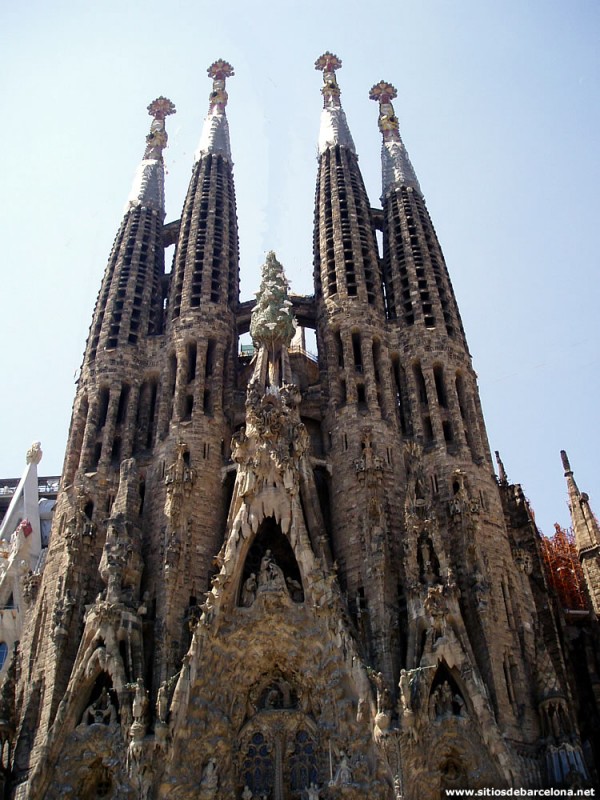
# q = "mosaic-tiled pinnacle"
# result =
<box><xmin>250</xmin><ymin>251</ymin><xmax>296</xmax><ymax>348</ymax></box>
<box><xmin>369</xmin><ymin>81</ymin><xmax>420</xmax><ymax>197</ymax></box>
<box><xmin>315</xmin><ymin>52</ymin><xmax>356</xmax><ymax>155</ymax></box>
<box><xmin>125</xmin><ymin>97</ymin><xmax>176</xmax><ymax>214</ymax></box>
<box><xmin>195</xmin><ymin>60</ymin><xmax>234</xmax><ymax>162</ymax></box>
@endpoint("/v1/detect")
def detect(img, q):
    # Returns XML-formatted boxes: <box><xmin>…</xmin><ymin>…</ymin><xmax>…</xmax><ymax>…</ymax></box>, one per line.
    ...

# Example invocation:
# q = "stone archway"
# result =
<box><xmin>238</xmin><ymin>516</ymin><xmax>304</xmax><ymax>606</ymax></box>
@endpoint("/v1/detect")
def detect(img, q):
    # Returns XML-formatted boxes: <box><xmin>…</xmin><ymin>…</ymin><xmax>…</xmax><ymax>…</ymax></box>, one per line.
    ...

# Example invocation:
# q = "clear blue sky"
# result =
<box><xmin>1</xmin><ymin>1</ymin><xmax>598</xmax><ymax>537</ymax></box>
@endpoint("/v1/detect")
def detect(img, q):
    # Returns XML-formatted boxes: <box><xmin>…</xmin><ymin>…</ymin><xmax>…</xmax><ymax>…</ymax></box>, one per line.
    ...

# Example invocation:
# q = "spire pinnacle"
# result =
<box><xmin>126</xmin><ymin>97</ymin><xmax>176</xmax><ymax>214</ymax></box>
<box><xmin>249</xmin><ymin>252</ymin><xmax>296</xmax><ymax>390</ymax></box>
<box><xmin>560</xmin><ymin>449</ymin><xmax>572</xmax><ymax>474</ymax></box>
<box><xmin>369</xmin><ymin>80</ymin><xmax>420</xmax><ymax>197</ymax></box>
<box><xmin>315</xmin><ymin>52</ymin><xmax>342</xmax><ymax>109</ymax></box>
<box><xmin>314</xmin><ymin>52</ymin><xmax>355</xmax><ymax>155</ymax></box>
<box><xmin>495</xmin><ymin>450</ymin><xmax>508</xmax><ymax>485</ymax></box>
<box><xmin>143</xmin><ymin>97</ymin><xmax>176</xmax><ymax>159</ymax></box>
<box><xmin>195</xmin><ymin>60</ymin><xmax>234</xmax><ymax>161</ymax></box>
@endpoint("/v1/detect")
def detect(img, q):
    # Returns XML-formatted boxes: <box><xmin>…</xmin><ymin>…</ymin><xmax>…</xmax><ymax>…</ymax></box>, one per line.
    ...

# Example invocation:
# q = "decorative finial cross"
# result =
<box><xmin>314</xmin><ymin>52</ymin><xmax>342</xmax><ymax>74</ymax></box>
<box><xmin>369</xmin><ymin>81</ymin><xmax>397</xmax><ymax>104</ymax></box>
<box><xmin>147</xmin><ymin>97</ymin><xmax>176</xmax><ymax>121</ymax></box>
<box><xmin>208</xmin><ymin>59</ymin><xmax>235</xmax><ymax>81</ymax></box>
<box><xmin>315</xmin><ymin>52</ymin><xmax>342</xmax><ymax>108</ymax></box>
<box><xmin>207</xmin><ymin>60</ymin><xmax>234</xmax><ymax>113</ymax></box>
<box><xmin>144</xmin><ymin>97</ymin><xmax>176</xmax><ymax>159</ymax></box>
<box><xmin>369</xmin><ymin>80</ymin><xmax>400</xmax><ymax>139</ymax></box>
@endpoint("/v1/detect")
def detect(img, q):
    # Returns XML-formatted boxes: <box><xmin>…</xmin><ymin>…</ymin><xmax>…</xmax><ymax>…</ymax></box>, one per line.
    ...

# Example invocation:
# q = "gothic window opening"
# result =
<box><xmin>423</xmin><ymin>416</ymin><xmax>434</xmax><ymax>445</ymax></box>
<box><xmin>110</xmin><ymin>436</ymin><xmax>121</xmax><ymax>465</ymax></box>
<box><xmin>442</xmin><ymin>420</ymin><xmax>453</xmax><ymax>444</ymax></box>
<box><xmin>433</xmin><ymin>366</ymin><xmax>447</xmax><ymax>408</ymax></box>
<box><xmin>73</xmin><ymin>395</ymin><xmax>89</xmax><ymax>478</ymax></box>
<box><xmin>352</xmin><ymin>332</ymin><xmax>362</xmax><ymax>371</ymax></box>
<box><xmin>455</xmin><ymin>372</ymin><xmax>475</xmax><ymax>458</ymax></box>
<box><xmin>183</xmin><ymin>394</ymin><xmax>194</xmax><ymax>421</ymax></box>
<box><xmin>503</xmin><ymin>653</ymin><xmax>516</xmax><ymax>708</ymax></box>
<box><xmin>97</xmin><ymin>388</ymin><xmax>110</xmax><ymax>430</ymax></box>
<box><xmin>187</xmin><ymin>342</ymin><xmax>197</xmax><ymax>383</ymax></box>
<box><xmin>134</xmin><ymin>378</ymin><xmax>158</xmax><ymax>452</ymax></box>
<box><xmin>241</xmin><ymin>732</ymin><xmax>274</xmax><ymax>797</ymax></box>
<box><xmin>313</xmin><ymin>466</ymin><xmax>332</xmax><ymax>541</ymax></box>
<box><xmin>115</xmin><ymin>384</ymin><xmax>129</xmax><ymax>425</ymax></box>
<box><xmin>334</xmin><ymin>330</ymin><xmax>344</xmax><ymax>367</ymax></box>
<box><xmin>356</xmin><ymin>383</ymin><xmax>367</xmax><ymax>408</ymax></box>
<box><xmin>139</xmin><ymin>479</ymin><xmax>146</xmax><ymax>514</ymax></box>
<box><xmin>414</xmin><ymin>363</ymin><xmax>428</xmax><ymax>406</ymax></box>
<box><xmin>501</xmin><ymin>579</ymin><xmax>515</xmax><ymax>629</ymax></box>
<box><xmin>391</xmin><ymin>355</ymin><xmax>412</xmax><ymax>437</ymax></box>
<box><xmin>92</xmin><ymin>442</ymin><xmax>102</xmax><ymax>469</ymax></box>
<box><xmin>205</xmin><ymin>338</ymin><xmax>216</xmax><ymax>377</ymax></box>
<box><xmin>239</xmin><ymin>516</ymin><xmax>304</xmax><ymax>606</ymax></box>
<box><xmin>289</xmin><ymin>730</ymin><xmax>318</xmax><ymax>793</ymax></box>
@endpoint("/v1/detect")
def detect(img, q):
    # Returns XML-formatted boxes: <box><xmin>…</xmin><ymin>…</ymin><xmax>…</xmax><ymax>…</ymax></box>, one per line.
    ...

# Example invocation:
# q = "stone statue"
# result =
<box><xmin>132</xmin><ymin>677</ymin><xmax>149</xmax><ymax>725</ymax></box>
<box><xmin>399</xmin><ymin>668</ymin><xmax>412</xmax><ymax>714</ymax></box>
<box><xmin>241</xmin><ymin>572</ymin><xmax>257</xmax><ymax>607</ymax></box>
<box><xmin>258</xmin><ymin>550</ymin><xmax>287</xmax><ymax>592</ymax></box>
<box><xmin>331</xmin><ymin>750</ymin><xmax>352</xmax><ymax>786</ymax></box>
<box><xmin>200</xmin><ymin>758</ymin><xmax>218</xmax><ymax>795</ymax></box>
<box><xmin>431</xmin><ymin>681</ymin><xmax>454</xmax><ymax>719</ymax></box>
<box><xmin>84</xmin><ymin>687</ymin><xmax>117</xmax><ymax>726</ymax></box>
<box><xmin>307</xmin><ymin>783</ymin><xmax>321</xmax><ymax>799</ymax></box>
<box><xmin>156</xmin><ymin>681</ymin><xmax>169</xmax><ymax>724</ymax></box>
<box><xmin>242</xmin><ymin>787</ymin><xmax>253</xmax><ymax>800</ymax></box>
<box><xmin>285</xmin><ymin>576</ymin><xmax>303</xmax><ymax>602</ymax></box>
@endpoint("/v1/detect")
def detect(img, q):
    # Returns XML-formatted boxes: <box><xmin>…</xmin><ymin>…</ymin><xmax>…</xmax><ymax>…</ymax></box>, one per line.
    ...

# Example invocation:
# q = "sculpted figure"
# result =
<box><xmin>200</xmin><ymin>758</ymin><xmax>218</xmax><ymax>792</ymax></box>
<box><xmin>156</xmin><ymin>681</ymin><xmax>169</xmax><ymax>723</ymax></box>
<box><xmin>258</xmin><ymin>550</ymin><xmax>287</xmax><ymax>592</ymax></box>
<box><xmin>331</xmin><ymin>751</ymin><xmax>352</xmax><ymax>786</ymax></box>
<box><xmin>84</xmin><ymin>687</ymin><xmax>117</xmax><ymax>726</ymax></box>
<box><xmin>241</xmin><ymin>572</ymin><xmax>257</xmax><ymax>607</ymax></box>
<box><xmin>132</xmin><ymin>677</ymin><xmax>148</xmax><ymax>724</ymax></box>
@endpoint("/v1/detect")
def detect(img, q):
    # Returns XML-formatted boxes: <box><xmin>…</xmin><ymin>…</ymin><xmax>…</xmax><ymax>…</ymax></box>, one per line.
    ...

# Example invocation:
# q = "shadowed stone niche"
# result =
<box><xmin>238</xmin><ymin>516</ymin><xmax>304</xmax><ymax>606</ymax></box>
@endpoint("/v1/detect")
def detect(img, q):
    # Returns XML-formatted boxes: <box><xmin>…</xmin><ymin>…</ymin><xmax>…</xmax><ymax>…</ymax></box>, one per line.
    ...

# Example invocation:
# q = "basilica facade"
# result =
<box><xmin>1</xmin><ymin>55</ymin><xmax>598</xmax><ymax>799</ymax></box>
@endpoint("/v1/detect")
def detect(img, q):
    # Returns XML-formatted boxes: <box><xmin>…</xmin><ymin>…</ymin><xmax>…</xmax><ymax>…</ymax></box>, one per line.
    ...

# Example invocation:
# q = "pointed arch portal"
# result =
<box><xmin>239</xmin><ymin>516</ymin><xmax>304</xmax><ymax>605</ymax></box>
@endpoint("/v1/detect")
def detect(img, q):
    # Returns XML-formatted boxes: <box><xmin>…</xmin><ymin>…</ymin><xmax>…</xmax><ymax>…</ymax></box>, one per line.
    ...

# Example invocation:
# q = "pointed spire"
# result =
<box><xmin>561</xmin><ymin>450</ymin><xmax>600</xmax><ymax>615</ymax></box>
<box><xmin>369</xmin><ymin>81</ymin><xmax>420</xmax><ymax>198</ymax></box>
<box><xmin>314</xmin><ymin>52</ymin><xmax>356</xmax><ymax>155</ymax></box>
<box><xmin>126</xmin><ymin>97</ymin><xmax>175</xmax><ymax>214</ymax></box>
<box><xmin>195</xmin><ymin>59</ymin><xmax>234</xmax><ymax>162</ymax></box>
<box><xmin>250</xmin><ymin>251</ymin><xmax>296</xmax><ymax>349</ymax></box>
<box><xmin>495</xmin><ymin>451</ymin><xmax>508</xmax><ymax>485</ymax></box>
<box><xmin>250</xmin><ymin>252</ymin><xmax>296</xmax><ymax>389</ymax></box>
<box><xmin>561</xmin><ymin>448</ymin><xmax>600</xmax><ymax>556</ymax></box>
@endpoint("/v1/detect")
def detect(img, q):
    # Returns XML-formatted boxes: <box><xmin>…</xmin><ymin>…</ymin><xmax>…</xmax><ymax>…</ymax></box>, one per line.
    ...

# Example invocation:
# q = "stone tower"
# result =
<box><xmin>2</xmin><ymin>56</ymin><xmax>595</xmax><ymax>799</ymax></box>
